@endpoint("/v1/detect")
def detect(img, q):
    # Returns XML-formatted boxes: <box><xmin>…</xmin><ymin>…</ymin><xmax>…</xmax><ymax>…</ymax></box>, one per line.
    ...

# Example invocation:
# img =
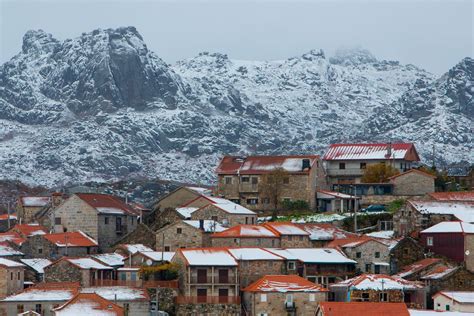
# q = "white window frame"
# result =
<box><xmin>286</xmin><ymin>294</ymin><xmax>294</xmax><ymax>303</ymax></box>
<box><xmin>260</xmin><ymin>294</ymin><xmax>267</xmax><ymax>302</ymax></box>
<box><xmin>288</xmin><ymin>261</ymin><xmax>296</xmax><ymax>270</ymax></box>
<box><xmin>309</xmin><ymin>293</ymin><xmax>316</xmax><ymax>302</ymax></box>
<box><xmin>427</xmin><ymin>236</ymin><xmax>434</xmax><ymax>246</ymax></box>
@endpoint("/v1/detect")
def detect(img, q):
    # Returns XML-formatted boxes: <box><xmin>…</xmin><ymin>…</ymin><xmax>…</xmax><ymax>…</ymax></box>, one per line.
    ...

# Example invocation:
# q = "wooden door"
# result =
<box><xmin>197</xmin><ymin>269</ymin><xmax>207</xmax><ymax>283</ymax></box>
<box><xmin>197</xmin><ymin>288</ymin><xmax>207</xmax><ymax>303</ymax></box>
<box><xmin>218</xmin><ymin>288</ymin><xmax>229</xmax><ymax>303</ymax></box>
<box><xmin>218</xmin><ymin>269</ymin><xmax>229</xmax><ymax>283</ymax></box>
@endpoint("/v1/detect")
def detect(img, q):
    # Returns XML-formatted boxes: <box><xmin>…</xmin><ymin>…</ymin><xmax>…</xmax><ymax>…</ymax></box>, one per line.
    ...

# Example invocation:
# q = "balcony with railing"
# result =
<box><xmin>91</xmin><ymin>279</ymin><xmax>178</xmax><ymax>288</ymax></box>
<box><xmin>190</xmin><ymin>275</ymin><xmax>237</xmax><ymax>285</ymax></box>
<box><xmin>239</xmin><ymin>183</ymin><xmax>259</xmax><ymax>193</ymax></box>
<box><xmin>176</xmin><ymin>296</ymin><xmax>241</xmax><ymax>305</ymax></box>
<box><xmin>326</xmin><ymin>168</ymin><xmax>365</xmax><ymax>177</ymax></box>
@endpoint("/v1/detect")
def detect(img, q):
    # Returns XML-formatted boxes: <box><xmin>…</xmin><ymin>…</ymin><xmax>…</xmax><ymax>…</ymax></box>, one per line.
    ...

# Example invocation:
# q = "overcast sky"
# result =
<box><xmin>1</xmin><ymin>0</ymin><xmax>472</xmax><ymax>74</ymax></box>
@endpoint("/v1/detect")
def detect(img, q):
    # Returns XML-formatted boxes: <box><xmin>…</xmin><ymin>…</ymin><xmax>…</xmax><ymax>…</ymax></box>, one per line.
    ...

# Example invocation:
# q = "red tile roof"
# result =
<box><xmin>263</xmin><ymin>222</ymin><xmax>310</xmax><ymax>236</ymax></box>
<box><xmin>75</xmin><ymin>193</ymin><xmax>138</xmax><ymax>216</ymax></box>
<box><xmin>429</xmin><ymin>191</ymin><xmax>474</xmax><ymax>202</ymax></box>
<box><xmin>317</xmin><ymin>302</ymin><xmax>409</xmax><ymax>316</ymax></box>
<box><xmin>216</xmin><ymin>155</ymin><xmax>319</xmax><ymax>175</ymax></box>
<box><xmin>0</xmin><ymin>232</ymin><xmax>26</xmax><ymax>246</ymax></box>
<box><xmin>323</xmin><ymin>143</ymin><xmax>419</xmax><ymax>161</ymax></box>
<box><xmin>53</xmin><ymin>293</ymin><xmax>124</xmax><ymax>315</ymax></box>
<box><xmin>243</xmin><ymin>275</ymin><xmax>328</xmax><ymax>292</ymax></box>
<box><xmin>389</xmin><ymin>169</ymin><xmax>437</xmax><ymax>180</ymax></box>
<box><xmin>44</xmin><ymin>231</ymin><xmax>98</xmax><ymax>247</ymax></box>
<box><xmin>0</xmin><ymin>213</ymin><xmax>17</xmax><ymax>221</ymax></box>
<box><xmin>394</xmin><ymin>258</ymin><xmax>442</xmax><ymax>278</ymax></box>
<box><xmin>296</xmin><ymin>223</ymin><xmax>357</xmax><ymax>241</ymax></box>
<box><xmin>212</xmin><ymin>225</ymin><xmax>279</xmax><ymax>238</ymax></box>
<box><xmin>327</xmin><ymin>236</ymin><xmax>383</xmax><ymax>249</ymax></box>
<box><xmin>11</xmin><ymin>224</ymin><xmax>48</xmax><ymax>237</ymax></box>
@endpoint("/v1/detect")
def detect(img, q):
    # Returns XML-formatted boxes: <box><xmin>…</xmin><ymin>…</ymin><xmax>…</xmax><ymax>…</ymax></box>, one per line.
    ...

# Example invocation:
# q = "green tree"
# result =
<box><xmin>361</xmin><ymin>164</ymin><xmax>400</xmax><ymax>183</ymax></box>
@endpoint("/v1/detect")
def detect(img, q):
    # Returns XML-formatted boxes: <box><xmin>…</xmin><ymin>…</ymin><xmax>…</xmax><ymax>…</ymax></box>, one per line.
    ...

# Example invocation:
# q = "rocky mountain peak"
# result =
<box><xmin>22</xmin><ymin>29</ymin><xmax>60</xmax><ymax>55</ymax></box>
<box><xmin>329</xmin><ymin>47</ymin><xmax>377</xmax><ymax>65</ymax></box>
<box><xmin>301</xmin><ymin>49</ymin><xmax>326</xmax><ymax>61</ymax></box>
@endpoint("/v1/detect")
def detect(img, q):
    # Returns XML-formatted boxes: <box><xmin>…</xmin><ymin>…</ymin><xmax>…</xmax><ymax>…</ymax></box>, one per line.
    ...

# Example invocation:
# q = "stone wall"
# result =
<box><xmin>342</xmin><ymin>240</ymin><xmax>390</xmax><ymax>274</ymax></box>
<box><xmin>350</xmin><ymin>289</ymin><xmax>404</xmax><ymax>303</ymax></box>
<box><xmin>391</xmin><ymin>172</ymin><xmax>435</xmax><ymax>196</ymax></box>
<box><xmin>243</xmin><ymin>291</ymin><xmax>326</xmax><ymax>316</ymax></box>
<box><xmin>465</xmin><ymin>234</ymin><xmax>474</xmax><ymax>273</ymax></box>
<box><xmin>97</xmin><ymin>213</ymin><xmax>138</xmax><ymax>251</ymax></box>
<box><xmin>155</xmin><ymin>221</ymin><xmax>205</xmax><ymax>251</ymax></box>
<box><xmin>191</xmin><ymin>205</ymin><xmax>257</xmax><ymax>227</ymax></box>
<box><xmin>176</xmin><ymin>302</ymin><xmax>240</xmax><ymax>316</ymax></box>
<box><xmin>44</xmin><ymin>260</ymin><xmax>83</xmax><ymax>285</ymax></box>
<box><xmin>211</xmin><ymin>237</ymin><xmax>280</xmax><ymax>248</ymax></box>
<box><xmin>154</xmin><ymin>187</ymin><xmax>200</xmax><ymax>210</ymax></box>
<box><xmin>426</xmin><ymin>267</ymin><xmax>474</xmax><ymax>309</ymax></box>
<box><xmin>0</xmin><ymin>267</ymin><xmax>23</xmax><ymax>299</ymax></box>
<box><xmin>20</xmin><ymin>235</ymin><xmax>97</xmax><ymax>259</ymax></box>
<box><xmin>0</xmin><ymin>300</ymin><xmax>66</xmax><ymax>316</ymax></box>
<box><xmin>113</xmin><ymin>223</ymin><xmax>156</xmax><ymax>249</ymax></box>
<box><xmin>17</xmin><ymin>205</ymin><xmax>43</xmax><ymax>223</ymax></box>
<box><xmin>53</xmin><ymin>195</ymin><xmax>99</xmax><ymax>240</ymax></box>
<box><xmin>389</xmin><ymin>237</ymin><xmax>426</xmax><ymax>274</ymax></box>
<box><xmin>280</xmin><ymin>235</ymin><xmax>312</xmax><ymax>248</ymax></box>
<box><xmin>239</xmin><ymin>260</ymin><xmax>286</xmax><ymax>288</ymax></box>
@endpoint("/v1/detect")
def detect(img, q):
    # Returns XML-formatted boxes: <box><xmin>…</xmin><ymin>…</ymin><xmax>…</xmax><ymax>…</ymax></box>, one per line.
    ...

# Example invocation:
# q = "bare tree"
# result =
<box><xmin>260</xmin><ymin>168</ymin><xmax>289</xmax><ymax>219</ymax></box>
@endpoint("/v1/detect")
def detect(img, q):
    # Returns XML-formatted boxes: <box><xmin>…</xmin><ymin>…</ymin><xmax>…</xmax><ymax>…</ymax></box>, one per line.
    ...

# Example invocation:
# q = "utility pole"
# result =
<box><xmin>353</xmin><ymin>185</ymin><xmax>358</xmax><ymax>233</ymax></box>
<box><xmin>432</xmin><ymin>144</ymin><xmax>436</xmax><ymax>169</ymax></box>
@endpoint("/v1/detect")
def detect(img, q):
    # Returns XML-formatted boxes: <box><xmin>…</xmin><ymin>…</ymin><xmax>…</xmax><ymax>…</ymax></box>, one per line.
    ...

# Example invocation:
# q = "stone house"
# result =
<box><xmin>152</xmin><ymin>186</ymin><xmax>210</xmax><ymax>211</ymax></box>
<box><xmin>226</xmin><ymin>248</ymin><xmax>286</xmax><ymax>288</ymax></box>
<box><xmin>388</xmin><ymin>169</ymin><xmax>436</xmax><ymax>196</ymax></box>
<box><xmin>296</xmin><ymin>223</ymin><xmax>357</xmax><ymax>248</ymax></box>
<box><xmin>322</xmin><ymin>142</ymin><xmax>420</xmax><ymax>186</ymax></box>
<box><xmin>266</xmin><ymin>248</ymin><xmax>357</xmax><ymax>288</ymax></box>
<box><xmin>47</xmin><ymin>193</ymin><xmax>139</xmax><ymax>251</ymax></box>
<box><xmin>20</xmin><ymin>231</ymin><xmax>99</xmax><ymax>259</ymax></box>
<box><xmin>316</xmin><ymin>190</ymin><xmax>360</xmax><ymax>213</ymax></box>
<box><xmin>316</xmin><ymin>302</ymin><xmax>410</xmax><ymax>316</ymax></box>
<box><xmin>394</xmin><ymin>258</ymin><xmax>445</xmax><ymax>281</ymax></box>
<box><xmin>0</xmin><ymin>258</ymin><xmax>25</xmax><ymax>299</ymax></box>
<box><xmin>172</xmin><ymin>248</ymin><xmax>241</xmax><ymax>315</ymax></box>
<box><xmin>263</xmin><ymin>222</ymin><xmax>312</xmax><ymax>248</ymax></box>
<box><xmin>20</xmin><ymin>258</ymin><xmax>52</xmax><ymax>283</ymax></box>
<box><xmin>432</xmin><ymin>291</ymin><xmax>474</xmax><ymax>313</ymax></box>
<box><xmin>0</xmin><ymin>282</ymin><xmax>80</xmax><ymax>316</ymax></box>
<box><xmin>243</xmin><ymin>275</ymin><xmax>328</xmax><ymax>316</ymax></box>
<box><xmin>127</xmin><ymin>250</ymin><xmax>175</xmax><ymax>267</ymax></box>
<box><xmin>112</xmin><ymin>223</ymin><xmax>156</xmax><ymax>250</ymax></box>
<box><xmin>329</xmin><ymin>274</ymin><xmax>427</xmax><ymax>309</ymax></box>
<box><xmin>16</xmin><ymin>196</ymin><xmax>51</xmax><ymax>224</ymax></box>
<box><xmin>52</xmin><ymin>292</ymin><xmax>124</xmax><ymax>315</ymax></box>
<box><xmin>155</xmin><ymin>220</ymin><xmax>225</xmax><ymax>251</ymax></box>
<box><xmin>328</xmin><ymin>237</ymin><xmax>391</xmax><ymax>274</ymax></box>
<box><xmin>388</xmin><ymin>236</ymin><xmax>426</xmax><ymax>274</ymax></box>
<box><xmin>113</xmin><ymin>243</ymin><xmax>154</xmax><ymax>257</ymax></box>
<box><xmin>420</xmin><ymin>221</ymin><xmax>474</xmax><ymax>266</ymax></box>
<box><xmin>211</xmin><ymin>225</ymin><xmax>281</xmax><ymax>248</ymax></box>
<box><xmin>446</xmin><ymin>165</ymin><xmax>474</xmax><ymax>190</ymax></box>
<box><xmin>44</xmin><ymin>257</ymin><xmax>113</xmax><ymax>287</ymax></box>
<box><xmin>393</xmin><ymin>200</ymin><xmax>474</xmax><ymax>237</ymax></box>
<box><xmin>216</xmin><ymin>155</ymin><xmax>322</xmax><ymax>211</ymax></box>
<box><xmin>185</xmin><ymin>196</ymin><xmax>257</xmax><ymax>227</ymax></box>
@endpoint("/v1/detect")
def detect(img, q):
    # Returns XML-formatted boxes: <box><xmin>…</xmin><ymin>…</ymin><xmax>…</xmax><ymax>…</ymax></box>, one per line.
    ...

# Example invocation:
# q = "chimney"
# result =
<box><xmin>386</xmin><ymin>142</ymin><xmax>392</xmax><ymax>159</ymax></box>
<box><xmin>199</xmin><ymin>219</ymin><xmax>204</xmax><ymax>230</ymax></box>
<box><xmin>51</xmin><ymin>192</ymin><xmax>63</xmax><ymax>207</ymax></box>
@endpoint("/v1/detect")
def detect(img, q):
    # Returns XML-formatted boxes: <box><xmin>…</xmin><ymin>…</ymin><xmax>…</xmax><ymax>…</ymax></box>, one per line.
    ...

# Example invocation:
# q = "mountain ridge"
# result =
<box><xmin>0</xmin><ymin>27</ymin><xmax>472</xmax><ymax>186</ymax></box>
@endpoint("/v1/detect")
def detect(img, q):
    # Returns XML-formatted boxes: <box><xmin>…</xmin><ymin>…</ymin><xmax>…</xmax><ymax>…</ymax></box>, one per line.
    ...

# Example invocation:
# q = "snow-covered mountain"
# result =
<box><xmin>0</xmin><ymin>27</ymin><xmax>472</xmax><ymax>186</ymax></box>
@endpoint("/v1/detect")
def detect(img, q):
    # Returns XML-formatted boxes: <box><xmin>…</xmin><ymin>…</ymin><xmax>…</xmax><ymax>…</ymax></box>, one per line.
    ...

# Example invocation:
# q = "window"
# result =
<box><xmin>446</xmin><ymin>305</ymin><xmax>450</xmax><ymax>311</ymax></box>
<box><xmin>309</xmin><ymin>293</ymin><xmax>316</xmax><ymax>302</ymax></box>
<box><xmin>225</xmin><ymin>177</ymin><xmax>232</xmax><ymax>185</ymax></box>
<box><xmin>10</xmin><ymin>272</ymin><xmax>13</xmax><ymax>280</ymax></box>
<box><xmin>339</xmin><ymin>163</ymin><xmax>346</xmax><ymax>170</ymax></box>
<box><xmin>177</xmin><ymin>228</ymin><xmax>182</xmax><ymax>234</ymax></box>
<box><xmin>288</xmin><ymin>235</ymin><xmax>293</xmax><ymax>241</ymax></box>
<box><xmin>241</xmin><ymin>176</ymin><xmax>250</xmax><ymax>183</ymax></box>
<box><xmin>123</xmin><ymin>303</ymin><xmax>130</xmax><ymax>313</ymax></box>
<box><xmin>288</xmin><ymin>261</ymin><xmax>296</xmax><ymax>270</ymax></box>
<box><xmin>375</xmin><ymin>252</ymin><xmax>380</xmax><ymax>258</ymax></box>
<box><xmin>131</xmin><ymin>217</ymin><xmax>135</xmax><ymax>225</ymax></box>
<box><xmin>286</xmin><ymin>294</ymin><xmax>294</xmax><ymax>303</ymax></box>
<box><xmin>35</xmin><ymin>304</ymin><xmax>42</xmax><ymax>313</ymax></box>
<box><xmin>427</xmin><ymin>237</ymin><xmax>434</xmax><ymax>246</ymax></box>
<box><xmin>211</xmin><ymin>215</ymin><xmax>218</xmax><ymax>221</ymax></box>
<box><xmin>260</xmin><ymin>294</ymin><xmax>267</xmax><ymax>302</ymax></box>
<box><xmin>251</xmin><ymin>177</ymin><xmax>258</xmax><ymax>184</ymax></box>
<box><xmin>17</xmin><ymin>272</ymin><xmax>20</xmax><ymax>280</ymax></box>
<box><xmin>379</xmin><ymin>292</ymin><xmax>388</xmax><ymax>302</ymax></box>
<box><xmin>299</xmin><ymin>236</ymin><xmax>304</xmax><ymax>241</ymax></box>
<box><xmin>130</xmin><ymin>272</ymin><xmax>137</xmax><ymax>281</ymax></box>
<box><xmin>361</xmin><ymin>293</ymin><xmax>370</xmax><ymax>302</ymax></box>
<box><xmin>403</xmin><ymin>248</ymin><xmax>409</xmax><ymax>255</ymax></box>
<box><xmin>365</xmin><ymin>264</ymin><xmax>371</xmax><ymax>272</ymax></box>
<box><xmin>116</xmin><ymin>217</ymin><xmax>122</xmax><ymax>232</ymax></box>
<box><xmin>38</xmin><ymin>248</ymin><xmax>43</xmax><ymax>254</ymax></box>
<box><xmin>283</xmin><ymin>197</ymin><xmax>291</xmax><ymax>202</ymax></box>
<box><xmin>164</xmin><ymin>246</ymin><xmax>170</xmax><ymax>251</ymax></box>
<box><xmin>120</xmin><ymin>272</ymin><xmax>126</xmax><ymax>281</ymax></box>
<box><xmin>356</xmin><ymin>252</ymin><xmax>361</xmax><ymax>258</ymax></box>
<box><xmin>360</xmin><ymin>162</ymin><xmax>366</xmax><ymax>169</ymax></box>
<box><xmin>17</xmin><ymin>305</ymin><xmax>24</xmax><ymax>314</ymax></box>
<box><xmin>245</xmin><ymin>217</ymin><xmax>248</xmax><ymax>224</ymax></box>
<box><xmin>54</xmin><ymin>217</ymin><xmax>61</xmax><ymax>225</ymax></box>
<box><xmin>283</xmin><ymin>177</ymin><xmax>290</xmax><ymax>184</ymax></box>
<box><xmin>246</xmin><ymin>198</ymin><xmax>258</xmax><ymax>205</ymax></box>
<box><xmin>104</xmin><ymin>217</ymin><xmax>109</xmax><ymax>224</ymax></box>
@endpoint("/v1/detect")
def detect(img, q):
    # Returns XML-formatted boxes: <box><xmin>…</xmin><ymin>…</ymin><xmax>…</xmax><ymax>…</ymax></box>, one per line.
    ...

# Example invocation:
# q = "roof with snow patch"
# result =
<box><xmin>44</xmin><ymin>231</ymin><xmax>98</xmax><ymax>247</ymax></box>
<box><xmin>243</xmin><ymin>275</ymin><xmax>327</xmax><ymax>292</ymax></box>
<box><xmin>75</xmin><ymin>193</ymin><xmax>138</xmax><ymax>216</ymax></box>
<box><xmin>53</xmin><ymin>293</ymin><xmax>123</xmax><ymax>316</ymax></box>
<box><xmin>20</xmin><ymin>258</ymin><xmax>52</xmax><ymax>273</ymax></box>
<box><xmin>420</xmin><ymin>221</ymin><xmax>474</xmax><ymax>234</ymax></box>
<box><xmin>263</xmin><ymin>222</ymin><xmax>309</xmax><ymax>236</ymax></box>
<box><xmin>178</xmin><ymin>248</ymin><xmax>238</xmax><ymax>266</ymax></box>
<box><xmin>216</xmin><ymin>155</ymin><xmax>319</xmax><ymax>175</ymax></box>
<box><xmin>429</xmin><ymin>191</ymin><xmax>474</xmax><ymax>202</ymax></box>
<box><xmin>20</xmin><ymin>196</ymin><xmax>51</xmax><ymax>207</ymax></box>
<box><xmin>409</xmin><ymin>200</ymin><xmax>474</xmax><ymax>223</ymax></box>
<box><xmin>331</xmin><ymin>274</ymin><xmax>422</xmax><ymax>290</ymax></box>
<box><xmin>265</xmin><ymin>248</ymin><xmax>356</xmax><ymax>264</ymax></box>
<box><xmin>227</xmin><ymin>248</ymin><xmax>284</xmax><ymax>261</ymax></box>
<box><xmin>432</xmin><ymin>291</ymin><xmax>474</xmax><ymax>304</ymax></box>
<box><xmin>323</xmin><ymin>143</ymin><xmax>419</xmax><ymax>161</ymax></box>
<box><xmin>212</xmin><ymin>225</ymin><xmax>279</xmax><ymax>238</ymax></box>
<box><xmin>318</xmin><ymin>302</ymin><xmax>409</xmax><ymax>316</ymax></box>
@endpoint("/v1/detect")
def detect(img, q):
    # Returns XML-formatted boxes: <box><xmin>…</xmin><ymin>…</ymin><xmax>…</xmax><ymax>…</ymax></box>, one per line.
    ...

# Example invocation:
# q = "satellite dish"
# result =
<box><xmin>465</xmin><ymin>250</ymin><xmax>470</xmax><ymax>256</ymax></box>
<box><xmin>146</xmin><ymin>259</ymin><xmax>152</xmax><ymax>266</ymax></box>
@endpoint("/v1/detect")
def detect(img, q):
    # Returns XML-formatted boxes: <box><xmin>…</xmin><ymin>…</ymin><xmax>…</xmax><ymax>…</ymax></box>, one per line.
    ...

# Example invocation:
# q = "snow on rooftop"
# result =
<box><xmin>0</xmin><ymin>244</ymin><xmax>24</xmax><ymax>256</ymax></box>
<box><xmin>227</xmin><ymin>248</ymin><xmax>284</xmax><ymax>261</ymax></box>
<box><xmin>206</xmin><ymin>196</ymin><xmax>256</xmax><ymax>215</ymax></box>
<box><xmin>21</xmin><ymin>196</ymin><xmax>51</xmax><ymax>207</ymax></box>
<box><xmin>436</xmin><ymin>291</ymin><xmax>474</xmax><ymax>303</ymax></box>
<box><xmin>409</xmin><ymin>310</ymin><xmax>470</xmax><ymax>316</ymax></box>
<box><xmin>333</xmin><ymin>274</ymin><xmax>420</xmax><ymax>290</ymax></box>
<box><xmin>184</xmin><ymin>220</ymin><xmax>226</xmax><ymax>232</ymax></box>
<box><xmin>81</xmin><ymin>286</ymin><xmax>148</xmax><ymax>301</ymax></box>
<box><xmin>244</xmin><ymin>275</ymin><xmax>327</xmax><ymax>293</ymax></box>
<box><xmin>181</xmin><ymin>249</ymin><xmax>238</xmax><ymax>266</ymax></box>
<box><xmin>266</xmin><ymin>248</ymin><xmax>356</xmax><ymax>264</ymax></box>
<box><xmin>54</xmin><ymin>300</ymin><xmax>117</xmax><ymax>316</ymax></box>
<box><xmin>264</xmin><ymin>222</ymin><xmax>309</xmax><ymax>235</ymax></box>
<box><xmin>0</xmin><ymin>257</ymin><xmax>24</xmax><ymax>267</ymax></box>
<box><xmin>410</xmin><ymin>201</ymin><xmax>474</xmax><ymax>223</ymax></box>
<box><xmin>421</xmin><ymin>266</ymin><xmax>457</xmax><ymax>280</ymax></box>
<box><xmin>317</xmin><ymin>190</ymin><xmax>357</xmax><ymax>199</ymax></box>
<box><xmin>366</xmin><ymin>231</ymin><xmax>395</xmax><ymax>239</ymax></box>
<box><xmin>421</xmin><ymin>221</ymin><xmax>474</xmax><ymax>234</ymax></box>
<box><xmin>95</xmin><ymin>207</ymin><xmax>125</xmax><ymax>215</ymax></box>
<box><xmin>323</xmin><ymin>143</ymin><xmax>414</xmax><ymax>161</ymax></box>
<box><xmin>20</xmin><ymin>258</ymin><xmax>52</xmax><ymax>273</ymax></box>
<box><xmin>91</xmin><ymin>253</ymin><xmax>125</xmax><ymax>267</ymax></box>
<box><xmin>176</xmin><ymin>207</ymin><xmax>198</xmax><ymax>218</ymax></box>
<box><xmin>139</xmin><ymin>251</ymin><xmax>175</xmax><ymax>262</ymax></box>
<box><xmin>299</xmin><ymin>224</ymin><xmax>355</xmax><ymax>241</ymax></box>
<box><xmin>120</xmin><ymin>244</ymin><xmax>153</xmax><ymax>254</ymax></box>
<box><xmin>186</xmin><ymin>186</ymin><xmax>212</xmax><ymax>195</ymax></box>
<box><xmin>67</xmin><ymin>258</ymin><xmax>112</xmax><ymax>270</ymax></box>
<box><xmin>3</xmin><ymin>289</ymin><xmax>75</xmax><ymax>302</ymax></box>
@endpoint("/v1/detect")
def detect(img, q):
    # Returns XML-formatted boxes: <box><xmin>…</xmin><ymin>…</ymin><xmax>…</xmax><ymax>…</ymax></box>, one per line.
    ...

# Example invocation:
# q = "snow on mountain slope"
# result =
<box><xmin>0</xmin><ymin>27</ymin><xmax>471</xmax><ymax>187</ymax></box>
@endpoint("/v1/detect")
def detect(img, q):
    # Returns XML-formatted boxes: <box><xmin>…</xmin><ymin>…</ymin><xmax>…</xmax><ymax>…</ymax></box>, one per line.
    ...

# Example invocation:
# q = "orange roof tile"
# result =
<box><xmin>429</xmin><ymin>191</ymin><xmax>474</xmax><ymax>202</ymax></box>
<box><xmin>43</xmin><ymin>231</ymin><xmax>98</xmax><ymax>247</ymax></box>
<box><xmin>395</xmin><ymin>258</ymin><xmax>442</xmax><ymax>278</ymax></box>
<box><xmin>243</xmin><ymin>275</ymin><xmax>328</xmax><ymax>292</ymax></box>
<box><xmin>75</xmin><ymin>193</ymin><xmax>138</xmax><ymax>216</ymax></box>
<box><xmin>327</xmin><ymin>236</ymin><xmax>382</xmax><ymax>248</ymax></box>
<box><xmin>53</xmin><ymin>293</ymin><xmax>124</xmax><ymax>315</ymax></box>
<box><xmin>11</xmin><ymin>224</ymin><xmax>48</xmax><ymax>237</ymax></box>
<box><xmin>317</xmin><ymin>302</ymin><xmax>409</xmax><ymax>316</ymax></box>
<box><xmin>263</xmin><ymin>222</ymin><xmax>309</xmax><ymax>236</ymax></box>
<box><xmin>216</xmin><ymin>155</ymin><xmax>319</xmax><ymax>175</ymax></box>
<box><xmin>212</xmin><ymin>225</ymin><xmax>279</xmax><ymax>238</ymax></box>
<box><xmin>0</xmin><ymin>213</ymin><xmax>17</xmax><ymax>221</ymax></box>
<box><xmin>0</xmin><ymin>232</ymin><xmax>26</xmax><ymax>246</ymax></box>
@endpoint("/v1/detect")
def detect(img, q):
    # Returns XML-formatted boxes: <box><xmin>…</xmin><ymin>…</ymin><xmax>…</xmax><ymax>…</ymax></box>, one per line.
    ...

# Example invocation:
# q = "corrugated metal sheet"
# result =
<box><xmin>323</xmin><ymin>143</ymin><xmax>417</xmax><ymax>161</ymax></box>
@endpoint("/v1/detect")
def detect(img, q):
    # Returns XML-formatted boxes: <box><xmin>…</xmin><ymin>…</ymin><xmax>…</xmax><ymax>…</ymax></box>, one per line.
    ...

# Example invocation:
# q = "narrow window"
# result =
<box><xmin>288</xmin><ymin>262</ymin><xmax>296</xmax><ymax>270</ymax></box>
<box><xmin>446</xmin><ymin>305</ymin><xmax>450</xmax><ymax>311</ymax></box>
<box><xmin>360</xmin><ymin>163</ymin><xmax>366</xmax><ymax>169</ymax></box>
<box><xmin>339</xmin><ymin>163</ymin><xmax>346</xmax><ymax>170</ymax></box>
<box><xmin>375</xmin><ymin>252</ymin><xmax>380</xmax><ymax>258</ymax></box>
<box><xmin>362</xmin><ymin>293</ymin><xmax>370</xmax><ymax>302</ymax></box>
<box><xmin>260</xmin><ymin>294</ymin><xmax>267</xmax><ymax>302</ymax></box>
<box><xmin>283</xmin><ymin>177</ymin><xmax>290</xmax><ymax>184</ymax></box>
<box><xmin>427</xmin><ymin>237</ymin><xmax>434</xmax><ymax>246</ymax></box>
<box><xmin>177</xmin><ymin>228</ymin><xmax>182</xmax><ymax>234</ymax></box>
<box><xmin>35</xmin><ymin>304</ymin><xmax>42</xmax><ymax>313</ymax></box>
<box><xmin>164</xmin><ymin>246</ymin><xmax>170</xmax><ymax>251</ymax></box>
<box><xmin>309</xmin><ymin>293</ymin><xmax>316</xmax><ymax>302</ymax></box>
<box><xmin>225</xmin><ymin>177</ymin><xmax>232</xmax><ymax>185</ymax></box>
<box><xmin>17</xmin><ymin>305</ymin><xmax>24</xmax><ymax>313</ymax></box>
<box><xmin>356</xmin><ymin>252</ymin><xmax>361</xmax><ymax>258</ymax></box>
<box><xmin>379</xmin><ymin>292</ymin><xmax>388</xmax><ymax>302</ymax></box>
<box><xmin>38</xmin><ymin>248</ymin><xmax>43</xmax><ymax>254</ymax></box>
<box><xmin>104</xmin><ymin>217</ymin><xmax>109</xmax><ymax>225</ymax></box>
<box><xmin>54</xmin><ymin>217</ymin><xmax>61</xmax><ymax>225</ymax></box>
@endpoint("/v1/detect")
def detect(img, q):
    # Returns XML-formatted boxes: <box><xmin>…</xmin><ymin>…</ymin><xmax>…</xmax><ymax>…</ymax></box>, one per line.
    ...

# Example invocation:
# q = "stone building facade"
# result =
<box><xmin>388</xmin><ymin>237</ymin><xmax>426</xmax><ymax>274</ymax></box>
<box><xmin>44</xmin><ymin>258</ymin><xmax>113</xmax><ymax>287</ymax></box>
<box><xmin>388</xmin><ymin>169</ymin><xmax>436</xmax><ymax>196</ymax></box>
<box><xmin>0</xmin><ymin>260</ymin><xmax>24</xmax><ymax>299</ymax></box>
<box><xmin>190</xmin><ymin>203</ymin><xmax>257</xmax><ymax>227</ymax></box>
<box><xmin>152</xmin><ymin>186</ymin><xmax>204</xmax><ymax>211</ymax></box>
<box><xmin>211</xmin><ymin>236</ymin><xmax>280</xmax><ymax>248</ymax></box>
<box><xmin>216</xmin><ymin>155</ymin><xmax>322</xmax><ymax>211</ymax></box>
